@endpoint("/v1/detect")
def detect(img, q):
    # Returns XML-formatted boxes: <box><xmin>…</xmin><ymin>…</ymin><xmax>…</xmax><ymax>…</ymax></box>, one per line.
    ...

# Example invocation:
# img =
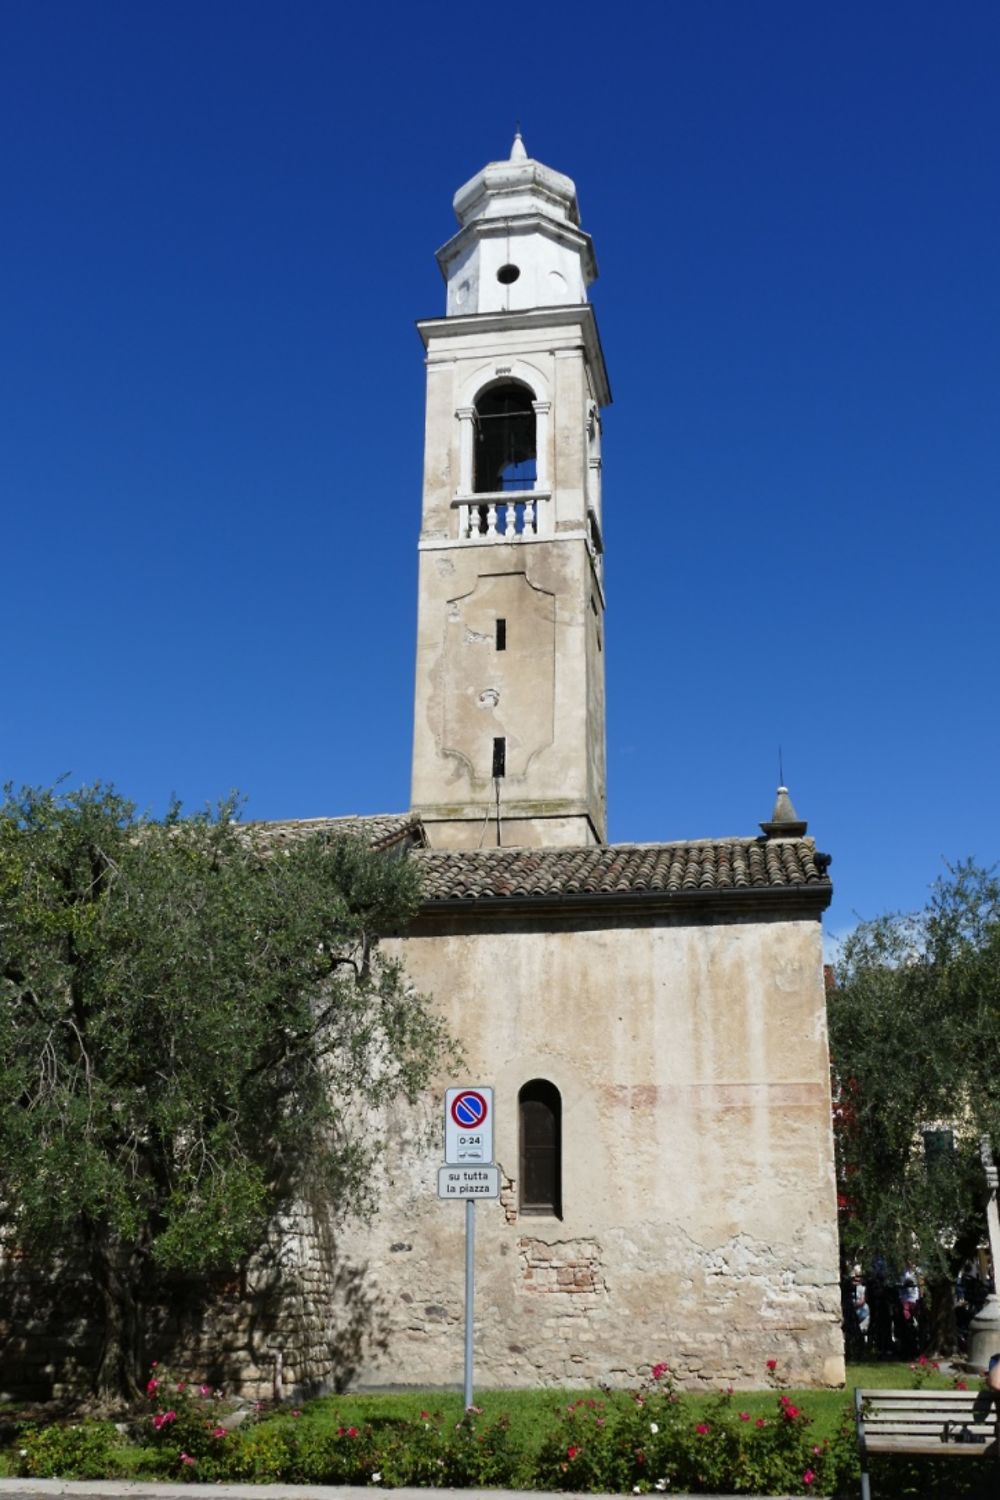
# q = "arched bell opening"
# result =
<box><xmin>474</xmin><ymin>382</ymin><xmax>537</xmax><ymax>495</ymax></box>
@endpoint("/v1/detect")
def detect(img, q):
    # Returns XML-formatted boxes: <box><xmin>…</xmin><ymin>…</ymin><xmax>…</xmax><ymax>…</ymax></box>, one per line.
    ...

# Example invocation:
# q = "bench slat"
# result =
<box><xmin>866</xmin><ymin>1437</ymin><xmax>994</xmax><ymax>1456</ymax></box>
<box><xmin>866</xmin><ymin>1422</ymin><xmax>993</xmax><ymax>1434</ymax></box>
<box><xmin>858</xmin><ymin>1388</ymin><xmax>987</xmax><ymax>1402</ymax></box>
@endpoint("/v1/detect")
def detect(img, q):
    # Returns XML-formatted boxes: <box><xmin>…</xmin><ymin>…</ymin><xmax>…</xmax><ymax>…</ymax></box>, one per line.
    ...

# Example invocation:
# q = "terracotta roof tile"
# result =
<box><xmin>252</xmin><ymin>813</ymin><xmax>423</xmax><ymax>852</ymax></box>
<box><xmin>249</xmin><ymin>816</ymin><xmax>831</xmax><ymax>908</ymax></box>
<box><xmin>413</xmin><ymin>837</ymin><xmax>830</xmax><ymax>905</ymax></box>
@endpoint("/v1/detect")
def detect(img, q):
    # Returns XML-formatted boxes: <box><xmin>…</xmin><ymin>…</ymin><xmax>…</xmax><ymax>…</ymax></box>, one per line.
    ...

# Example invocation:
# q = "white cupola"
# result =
<box><xmin>437</xmin><ymin>133</ymin><xmax>598</xmax><ymax>316</ymax></box>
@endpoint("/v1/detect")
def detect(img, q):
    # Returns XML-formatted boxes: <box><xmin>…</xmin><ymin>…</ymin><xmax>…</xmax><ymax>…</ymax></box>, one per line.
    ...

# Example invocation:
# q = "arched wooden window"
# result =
<box><xmin>474</xmin><ymin>383</ymin><xmax>536</xmax><ymax>493</ymax></box>
<box><xmin>519</xmin><ymin>1078</ymin><xmax>562</xmax><ymax>1217</ymax></box>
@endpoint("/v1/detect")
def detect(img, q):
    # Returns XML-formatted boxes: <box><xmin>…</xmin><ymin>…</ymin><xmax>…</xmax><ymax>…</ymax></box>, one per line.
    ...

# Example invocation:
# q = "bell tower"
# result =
<box><xmin>410</xmin><ymin>135</ymin><xmax>611</xmax><ymax>850</ymax></box>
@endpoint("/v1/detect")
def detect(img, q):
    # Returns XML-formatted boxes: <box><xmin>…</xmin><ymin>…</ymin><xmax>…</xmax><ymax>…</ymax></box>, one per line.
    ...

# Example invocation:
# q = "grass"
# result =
<box><xmin>257</xmin><ymin>1361</ymin><xmax>962</xmax><ymax>1453</ymax></box>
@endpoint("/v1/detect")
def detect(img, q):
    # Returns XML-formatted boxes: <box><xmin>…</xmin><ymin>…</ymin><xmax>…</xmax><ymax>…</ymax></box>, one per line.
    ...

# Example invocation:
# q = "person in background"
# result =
<box><xmin>853</xmin><ymin>1265</ymin><xmax>870</xmax><ymax>1341</ymax></box>
<box><xmin>898</xmin><ymin>1262</ymin><xmax>921</xmax><ymax>1356</ymax></box>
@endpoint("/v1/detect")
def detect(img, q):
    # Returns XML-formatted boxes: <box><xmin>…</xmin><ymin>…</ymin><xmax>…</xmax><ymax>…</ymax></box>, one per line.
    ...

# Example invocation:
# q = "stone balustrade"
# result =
<box><xmin>457</xmin><ymin>490</ymin><xmax>550</xmax><ymax>541</ymax></box>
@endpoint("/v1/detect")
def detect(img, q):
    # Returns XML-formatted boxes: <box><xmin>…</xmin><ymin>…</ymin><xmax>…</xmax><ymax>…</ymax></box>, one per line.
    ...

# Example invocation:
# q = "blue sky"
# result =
<box><xmin>3</xmin><ymin>1</ymin><xmax>998</xmax><ymax>946</ymax></box>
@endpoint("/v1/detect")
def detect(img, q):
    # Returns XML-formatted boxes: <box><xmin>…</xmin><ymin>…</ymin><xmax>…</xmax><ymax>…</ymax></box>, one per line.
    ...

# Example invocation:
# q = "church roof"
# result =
<box><xmin>255</xmin><ymin>813</ymin><xmax>425</xmax><ymax>851</ymax></box>
<box><xmin>252</xmin><ymin>816</ymin><xmax>831</xmax><ymax>914</ymax></box>
<box><xmin>413</xmin><ymin>837</ymin><xmax>831</xmax><ymax>908</ymax></box>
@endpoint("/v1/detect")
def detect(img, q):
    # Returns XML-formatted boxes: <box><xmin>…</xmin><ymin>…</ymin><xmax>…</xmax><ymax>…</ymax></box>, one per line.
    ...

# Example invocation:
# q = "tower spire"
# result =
<box><xmin>760</xmin><ymin>785</ymin><xmax>808</xmax><ymax>839</ymax></box>
<box><xmin>510</xmin><ymin>128</ymin><xmax>527</xmax><ymax>162</ymax></box>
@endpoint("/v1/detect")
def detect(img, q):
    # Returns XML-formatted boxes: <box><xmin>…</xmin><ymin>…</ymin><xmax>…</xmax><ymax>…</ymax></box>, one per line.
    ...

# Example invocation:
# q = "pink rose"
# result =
<box><xmin>738</xmin><ymin>1412</ymin><xmax>750</xmax><ymax>1421</ymax></box>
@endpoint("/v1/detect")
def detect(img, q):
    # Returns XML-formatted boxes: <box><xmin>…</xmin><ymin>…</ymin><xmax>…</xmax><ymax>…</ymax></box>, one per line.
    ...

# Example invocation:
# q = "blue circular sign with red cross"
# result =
<box><xmin>451</xmin><ymin>1089</ymin><xmax>488</xmax><ymax>1129</ymax></box>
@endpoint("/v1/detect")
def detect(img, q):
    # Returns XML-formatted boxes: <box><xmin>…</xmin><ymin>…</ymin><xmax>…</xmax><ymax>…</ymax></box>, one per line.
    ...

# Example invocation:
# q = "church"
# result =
<box><xmin>262</xmin><ymin>135</ymin><xmax>845</xmax><ymax>1395</ymax></box>
<box><xmin>0</xmin><ymin>138</ymin><xmax>845</xmax><ymax>1400</ymax></box>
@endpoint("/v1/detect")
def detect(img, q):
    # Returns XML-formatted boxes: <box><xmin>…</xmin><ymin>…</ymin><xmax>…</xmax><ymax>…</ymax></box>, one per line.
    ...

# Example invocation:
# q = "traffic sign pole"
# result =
<box><xmin>440</xmin><ymin>1085</ymin><xmax>495</xmax><ymax>1412</ymax></box>
<box><xmin>464</xmin><ymin>1197</ymin><xmax>474</xmax><ymax>1410</ymax></box>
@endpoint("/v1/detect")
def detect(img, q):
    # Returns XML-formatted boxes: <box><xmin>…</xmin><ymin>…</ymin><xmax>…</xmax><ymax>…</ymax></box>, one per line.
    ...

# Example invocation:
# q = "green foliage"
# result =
<box><xmin>829</xmin><ymin>861</ymin><xmax>1000</xmax><ymax>1279</ymax></box>
<box><xmin>0</xmin><ymin>783</ymin><xmax>452</xmax><ymax>1393</ymax></box>
<box><xmin>21</xmin><ymin>1364</ymin><xmax>994</xmax><ymax>1493</ymax></box>
<box><xmin>16</xmin><ymin>1421</ymin><xmax>123</xmax><ymax>1479</ymax></box>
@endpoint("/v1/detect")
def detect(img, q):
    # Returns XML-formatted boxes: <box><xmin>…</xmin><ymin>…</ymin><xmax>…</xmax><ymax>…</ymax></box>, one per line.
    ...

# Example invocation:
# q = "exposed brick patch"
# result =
<box><xmin>519</xmin><ymin>1236</ymin><xmax>607</xmax><ymax>1304</ymax></box>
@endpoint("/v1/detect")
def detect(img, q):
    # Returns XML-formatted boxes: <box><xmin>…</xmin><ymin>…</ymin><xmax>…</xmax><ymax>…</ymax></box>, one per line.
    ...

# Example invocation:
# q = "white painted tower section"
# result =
<box><xmin>440</xmin><ymin>130</ymin><xmax>598</xmax><ymax>316</ymax></box>
<box><xmin>410</xmin><ymin>138</ymin><xmax>611</xmax><ymax>849</ymax></box>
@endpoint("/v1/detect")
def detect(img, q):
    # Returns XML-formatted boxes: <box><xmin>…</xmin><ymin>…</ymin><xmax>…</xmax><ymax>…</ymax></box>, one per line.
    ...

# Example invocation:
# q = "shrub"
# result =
<box><xmin>214</xmin><ymin>1423</ymin><xmax>298</xmax><ymax>1483</ymax></box>
<box><xmin>535</xmin><ymin>1366</ymin><xmax>845</xmax><ymax>1496</ymax></box>
<box><xmin>16</xmin><ymin>1421</ymin><xmax>123</xmax><ymax>1480</ymax></box>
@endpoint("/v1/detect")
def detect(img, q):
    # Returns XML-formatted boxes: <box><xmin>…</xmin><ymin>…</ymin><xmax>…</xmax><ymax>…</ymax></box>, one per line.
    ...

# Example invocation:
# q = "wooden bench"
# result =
<box><xmin>855</xmin><ymin>1386</ymin><xmax>998</xmax><ymax>1499</ymax></box>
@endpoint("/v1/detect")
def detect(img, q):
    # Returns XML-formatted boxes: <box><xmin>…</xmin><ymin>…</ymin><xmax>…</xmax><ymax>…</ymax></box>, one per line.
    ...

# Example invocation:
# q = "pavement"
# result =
<box><xmin>0</xmin><ymin>1483</ymin><xmax>801</xmax><ymax>1500</ymax></box>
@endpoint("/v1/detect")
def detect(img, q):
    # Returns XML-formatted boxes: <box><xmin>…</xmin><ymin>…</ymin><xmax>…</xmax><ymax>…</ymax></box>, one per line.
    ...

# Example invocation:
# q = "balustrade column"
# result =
<box><xmin>456</xmin><ymin>406</ymin><xmax>476</xmax><ymax>497</ymax></box>
<box><xmin>532</xmin><ymin>401</ymin><xmax>551</xmax><ymax>490</ymax></box>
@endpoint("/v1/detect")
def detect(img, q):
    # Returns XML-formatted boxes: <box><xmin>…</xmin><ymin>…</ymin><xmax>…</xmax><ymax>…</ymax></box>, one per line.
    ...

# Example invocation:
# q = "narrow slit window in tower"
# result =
<box><xmin>474</xmin><ymin>383</ymin><xmax>536</xmax><ymax>494</ymax></box>
<box><xmin>496</xmin><ymin>618</ymin><xmax>507</xmax><ymax>651</ymax></box>
<box><xmin>492</xmin><ymin>737</ymin><xmax>506</xmax><ymax>779</ymax></box>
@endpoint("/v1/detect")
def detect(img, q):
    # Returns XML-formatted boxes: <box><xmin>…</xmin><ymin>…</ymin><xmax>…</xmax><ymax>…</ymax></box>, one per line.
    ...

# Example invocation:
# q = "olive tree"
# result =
<box><xmin>0</xmin><ymin>784</ymin><xmax>451</xmax><ymax>1396</ymax></box>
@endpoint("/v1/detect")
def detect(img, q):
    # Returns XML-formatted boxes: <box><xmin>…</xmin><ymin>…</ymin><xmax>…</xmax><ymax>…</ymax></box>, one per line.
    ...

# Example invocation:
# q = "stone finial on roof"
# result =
<box><xmin>510</xmin><ymin>129</ymin><xmax>527</xmax><ymax>162</ymax></box>
<box><xmin>759</xmin><ymin>785</ymin><xmax>808</xmax><ymax>839</ymax></box>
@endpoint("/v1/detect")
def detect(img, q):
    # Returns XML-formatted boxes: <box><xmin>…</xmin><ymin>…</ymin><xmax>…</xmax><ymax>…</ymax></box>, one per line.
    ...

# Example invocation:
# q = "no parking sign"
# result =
<box><xmin>444</xmin><ymin>1085</ymin><xmax>494</xmax><ymax>1164</ymax></box>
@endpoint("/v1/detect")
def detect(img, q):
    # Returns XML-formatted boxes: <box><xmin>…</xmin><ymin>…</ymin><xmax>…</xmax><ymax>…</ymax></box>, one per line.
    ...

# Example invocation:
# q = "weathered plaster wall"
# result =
<box><xmin>412</xmin><ymin>538</ymin><xmax>602</xmax><ymax>848</ymax></box>
<box><xmin>331</xmin><ymin>909</ymin><xmax>844</xmax><ymax>1390</ymax></box>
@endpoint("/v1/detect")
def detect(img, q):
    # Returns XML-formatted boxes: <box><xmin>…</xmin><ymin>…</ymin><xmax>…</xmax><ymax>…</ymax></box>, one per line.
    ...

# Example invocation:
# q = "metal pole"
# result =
<box><xmin>464</xmin><ymin>1196</ymin><xmax>475</xmax><ymax>1409</ymax></box>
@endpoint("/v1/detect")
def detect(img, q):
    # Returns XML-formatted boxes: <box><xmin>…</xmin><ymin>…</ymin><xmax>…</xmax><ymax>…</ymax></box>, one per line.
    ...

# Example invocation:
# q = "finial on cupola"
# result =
<box><xmin>510</xmin><ymin>128</ymin><xmax>527</xmax><ymax>162</ymax></box>
<box><xmin>760</xmin><ymin>785</ymin><xmax>808</xmax><ymax>839</ymax></box>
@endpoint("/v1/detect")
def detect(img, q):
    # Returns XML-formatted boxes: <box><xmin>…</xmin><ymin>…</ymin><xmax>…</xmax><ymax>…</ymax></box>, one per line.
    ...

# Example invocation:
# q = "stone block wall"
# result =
<box><xmin>0</xmin><ymin>1196</ymin><xmax>384</xmax><ymax>1402</ymax></box>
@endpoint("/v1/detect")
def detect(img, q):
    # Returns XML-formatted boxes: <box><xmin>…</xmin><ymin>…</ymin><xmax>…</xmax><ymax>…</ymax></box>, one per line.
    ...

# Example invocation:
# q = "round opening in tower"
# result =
<box><xmin>496</xmin><ymin>264</ymin><xmax>521</xmax><ymax>284</ymax></box>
